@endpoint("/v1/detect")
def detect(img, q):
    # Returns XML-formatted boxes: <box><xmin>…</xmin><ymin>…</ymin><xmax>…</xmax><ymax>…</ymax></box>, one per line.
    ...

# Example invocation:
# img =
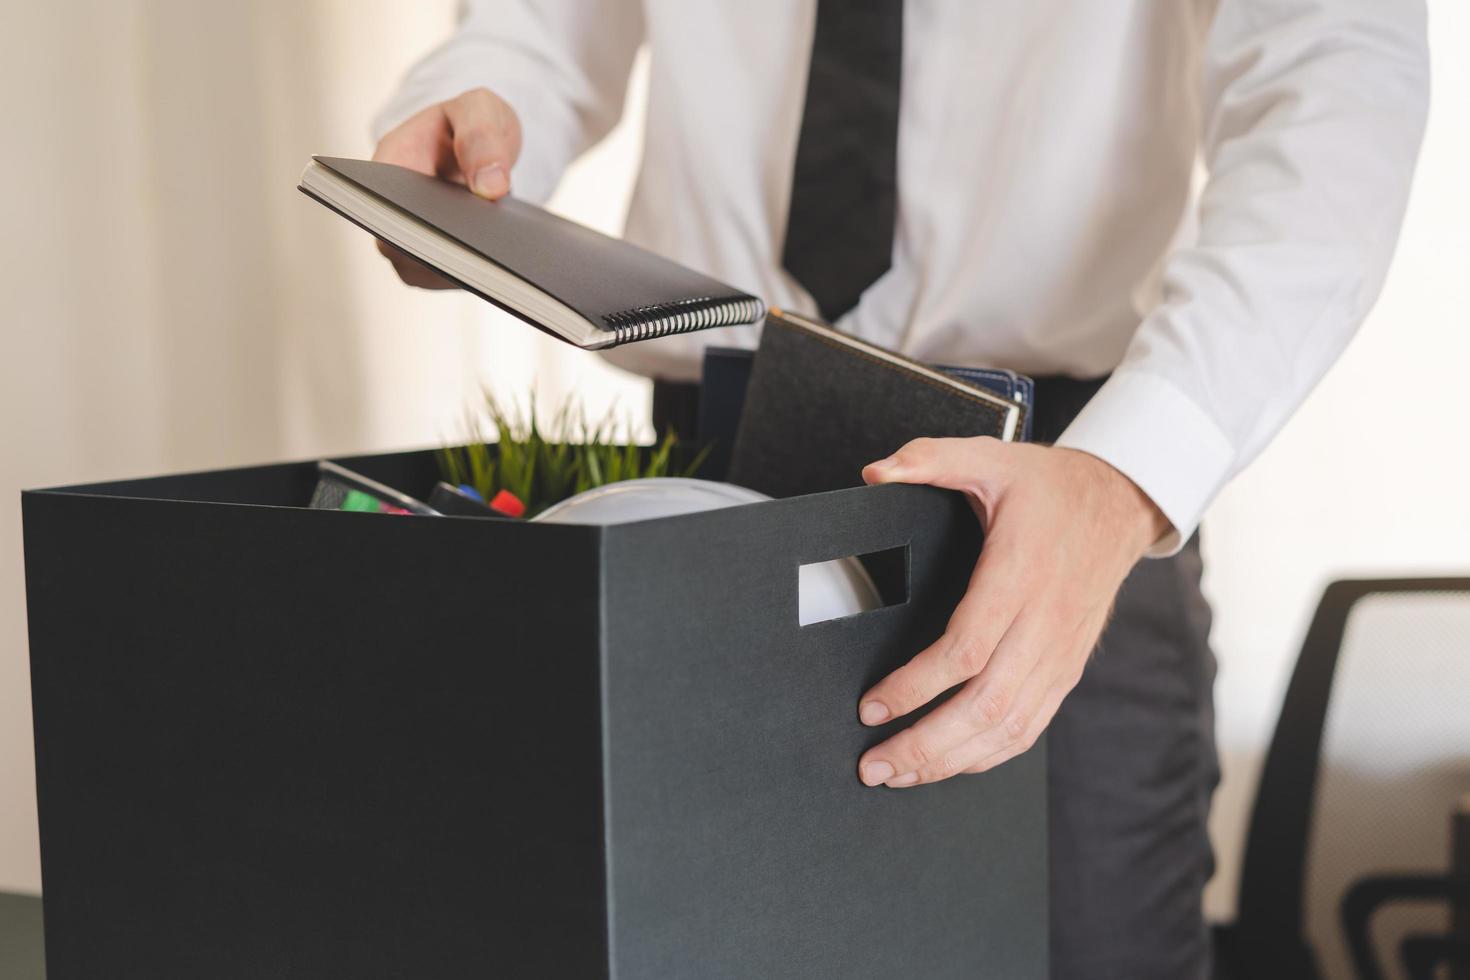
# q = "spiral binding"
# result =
<box><xmin>603</xmin><ymin>295</ymin><xmax>766</xmax><ymax>345</ymax></box>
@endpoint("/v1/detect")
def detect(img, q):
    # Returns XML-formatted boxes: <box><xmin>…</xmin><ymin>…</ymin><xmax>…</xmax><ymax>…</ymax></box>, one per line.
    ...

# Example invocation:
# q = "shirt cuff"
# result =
<box><xmin>1052</xmin><ymin>369</ymin><xmax>1235</xmax><ymax>557</ymax></box>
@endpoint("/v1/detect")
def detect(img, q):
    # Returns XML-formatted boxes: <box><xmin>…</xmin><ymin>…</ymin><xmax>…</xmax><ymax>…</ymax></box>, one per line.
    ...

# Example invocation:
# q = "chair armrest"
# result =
<box><xmin>1342</xmin><ymin>874</ymin><xmax>1470</xmax><ymax>980</ymax></box>
<box><xmin>1400</xmin><ymin>934</ymin><xmax>1470</xmax><ymax>980</ymax></box>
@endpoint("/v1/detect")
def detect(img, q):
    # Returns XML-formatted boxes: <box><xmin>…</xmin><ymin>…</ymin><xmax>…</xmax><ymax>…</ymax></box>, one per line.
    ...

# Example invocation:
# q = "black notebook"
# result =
<box><xmin>299</xmin><ymin>156</ymin><xmax>764</xmax><ymax>349</ymax></box>
<box><xmin>729</xmin><ymin>310</ymin><xmax>1026</xmax><ymax>499</ymax></box>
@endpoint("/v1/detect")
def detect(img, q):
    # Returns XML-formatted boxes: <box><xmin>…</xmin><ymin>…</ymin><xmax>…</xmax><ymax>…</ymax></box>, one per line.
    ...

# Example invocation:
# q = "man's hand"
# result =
<box><xmin>370</xmin><ymin>88</ymin><xmax>523</xmax><ymax>288</ymax></box>
<box><xmin>856</xmin><ymin>438</ymin><xmax>1168</xmax><ymax>787</ymax></box>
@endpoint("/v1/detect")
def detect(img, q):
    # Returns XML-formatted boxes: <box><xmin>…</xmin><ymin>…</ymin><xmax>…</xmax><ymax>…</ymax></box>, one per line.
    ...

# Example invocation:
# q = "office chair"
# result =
<box><xmin>1214</xmin><ymin>578</ymin><xmax>1470</xmax><ymax>980</ymax></box>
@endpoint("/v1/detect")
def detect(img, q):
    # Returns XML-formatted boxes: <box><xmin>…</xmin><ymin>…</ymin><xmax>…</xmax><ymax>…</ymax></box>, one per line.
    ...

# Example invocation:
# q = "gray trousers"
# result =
<box><xmin>1048</xmin><ymin>533</ymin><xmax>1219</xmax><ymax>979</ymax></box>
<box><xmin>1028</xmin><ymin>377</ymin><xmax>1220</xmax><ymax>979</ymax></box>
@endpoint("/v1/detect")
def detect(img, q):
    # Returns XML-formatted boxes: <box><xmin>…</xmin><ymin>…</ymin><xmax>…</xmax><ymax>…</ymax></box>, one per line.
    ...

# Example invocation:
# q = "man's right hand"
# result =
<box><xmin>369</xmin><ymin>88</ymin><xmax>523</xmax><ymax>288</ymax></box>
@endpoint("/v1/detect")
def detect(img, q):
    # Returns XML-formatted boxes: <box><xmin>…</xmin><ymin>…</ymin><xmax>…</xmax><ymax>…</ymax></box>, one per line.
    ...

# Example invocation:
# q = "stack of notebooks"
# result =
<box><xmin>723</xmin><ymin>312</ymin><xmax>1027</xmax><ymax>497</ymax></box>
<box><xmin>299</xmin><ymin>156</ymin><xmax>1030</xmax><ymax>495</ymax></box>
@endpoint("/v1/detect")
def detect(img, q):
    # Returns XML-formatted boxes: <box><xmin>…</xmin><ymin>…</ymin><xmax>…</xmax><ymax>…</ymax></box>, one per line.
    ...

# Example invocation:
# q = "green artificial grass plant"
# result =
<box><xmin>436</xmin><ymin>392</ymin><xmax>709</xmax><ymax>517</ymax></box>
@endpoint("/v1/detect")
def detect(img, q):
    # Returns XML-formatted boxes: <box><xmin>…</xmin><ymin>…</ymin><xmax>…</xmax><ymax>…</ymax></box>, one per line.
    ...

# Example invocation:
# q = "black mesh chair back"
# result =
<box><xmin>1223</xmin><ymin>578</ymin><xmax>1470</xmax><ymax>980</ymax></box>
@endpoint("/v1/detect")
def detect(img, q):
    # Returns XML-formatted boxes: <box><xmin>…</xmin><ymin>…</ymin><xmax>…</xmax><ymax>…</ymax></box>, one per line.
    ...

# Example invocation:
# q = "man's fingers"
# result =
<box><xmin>371</xmin><ymin>104</ymin><xmax>454</xmax><ymax>177</ymax></box>
<box><xmin>368</xmin><ymin>89</ymin><xmax>522</xmax><ymax>288</ymax></box>
<box><xmin>376</xmin><ymin>240</ymin><xmax>456</xmax><ymax>289</ymax></box>
<box><xmin>859</xmin><ymin>541</ymin><xmax>1026</xmax><ymax>724</ymax></box>
<box><xmin>959</xmin><ymin>612</ymin><xmax>1106</xmax><ymax>777</ymax></box>
<box><xmin>859</xmin><ymin>590</ymin><xmax>1013</xmax><ymax>725</ymax></box>
<box><xmin>962</xmin><ymin>683</ymin><xmax>1067</xmax><ymax>776</ymax></box>
<box><xmin>442</xmin><ymin>88</ymin><xmax>522</xmax><ymax>199</ymax></box>
<box><xmin>875</xmin><ymin>648</ymin><xmax>1055</xmax><ymax>788</ymax></box>
<box><xmin>858</xmin><ymin>616</ymin><xmax>1043</xmax><ymax>787</ymax></box>
<box><xmin>862</xmin><ymin>436</ymin><xmax>1013</xmax><ymax>492</ymax></box>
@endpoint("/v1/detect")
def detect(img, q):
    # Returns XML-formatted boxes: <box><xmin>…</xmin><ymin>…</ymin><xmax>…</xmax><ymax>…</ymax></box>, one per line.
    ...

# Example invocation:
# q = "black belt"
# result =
<box><xmin>652</xmin><ymin>373</ymin><xmax>1107</xmax><ymax>447</ymax></box>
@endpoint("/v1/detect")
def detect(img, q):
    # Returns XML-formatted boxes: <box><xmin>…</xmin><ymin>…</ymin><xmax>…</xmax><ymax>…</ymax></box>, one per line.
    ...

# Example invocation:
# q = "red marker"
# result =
<box><xmin>489</xmin><ymin>489</ymin><xmax>526</xmax><ymax>518</ymax></box>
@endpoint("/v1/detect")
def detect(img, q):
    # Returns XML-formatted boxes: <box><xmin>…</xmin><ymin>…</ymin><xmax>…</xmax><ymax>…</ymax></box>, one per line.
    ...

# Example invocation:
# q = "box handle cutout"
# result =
<box><xmin>799</xmin><ymin>545</ymin><xmax>909</xmax><ymax>626</ymax></box>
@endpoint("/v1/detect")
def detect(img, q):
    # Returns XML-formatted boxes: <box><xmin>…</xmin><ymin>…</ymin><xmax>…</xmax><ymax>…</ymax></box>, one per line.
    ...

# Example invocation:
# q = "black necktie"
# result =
<box><xmin>782</xmin><ymin>0</ymin><xmax>904</xmax><ymax>324</ymax></box>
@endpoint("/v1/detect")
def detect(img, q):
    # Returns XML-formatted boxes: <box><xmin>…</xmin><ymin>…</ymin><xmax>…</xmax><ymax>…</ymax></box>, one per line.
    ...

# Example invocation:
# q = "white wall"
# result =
<box><xmin>2</xmin><ymin>2</ymin><xmax>1466</xmax><ymax>921</ymax></box>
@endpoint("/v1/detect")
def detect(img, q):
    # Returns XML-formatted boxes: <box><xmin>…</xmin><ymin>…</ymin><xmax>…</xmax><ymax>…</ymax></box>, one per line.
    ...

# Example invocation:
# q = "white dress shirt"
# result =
<box><xmin>375</xmin><ymin>0</ymin><xmax>1429</xmax><ymax>551</ymax></box>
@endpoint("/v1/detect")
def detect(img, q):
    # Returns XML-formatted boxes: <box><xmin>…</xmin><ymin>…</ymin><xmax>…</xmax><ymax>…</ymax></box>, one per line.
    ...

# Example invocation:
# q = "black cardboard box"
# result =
<box><xmin>22</xmin><ymin>448</ymin><xmax>1046</xmax><ymax>979</ymax></box>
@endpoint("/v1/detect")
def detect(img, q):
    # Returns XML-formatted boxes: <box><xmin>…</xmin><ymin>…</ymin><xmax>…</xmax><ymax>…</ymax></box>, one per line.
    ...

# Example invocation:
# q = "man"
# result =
<box><xmin>370</xmin><ymin>2</ymin><xmax>1429</xmax><ymax>975</ymax></box>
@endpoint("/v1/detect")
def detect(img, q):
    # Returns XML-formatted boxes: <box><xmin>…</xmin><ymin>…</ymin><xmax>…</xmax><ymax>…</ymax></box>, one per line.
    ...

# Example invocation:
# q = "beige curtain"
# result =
<box><xmin>0</xmin><ymin>0</ymin><xmax>647</xmax><ymax>893</ymax></box>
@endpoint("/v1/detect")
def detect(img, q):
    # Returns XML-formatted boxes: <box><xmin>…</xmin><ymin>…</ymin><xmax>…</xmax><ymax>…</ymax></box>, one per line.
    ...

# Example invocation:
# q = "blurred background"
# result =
<box><xmin>0</xmin><ymin>0</ymin><xmax>1466</xmax><ymax>926</ymax></box>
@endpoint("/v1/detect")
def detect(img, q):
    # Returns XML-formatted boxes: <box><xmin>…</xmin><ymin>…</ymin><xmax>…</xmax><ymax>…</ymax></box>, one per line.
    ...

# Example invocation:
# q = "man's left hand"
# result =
<box><xmin>856</xmin><ymin>437</ymin><xmax>1169</xmax><ymax>787</ymax></box>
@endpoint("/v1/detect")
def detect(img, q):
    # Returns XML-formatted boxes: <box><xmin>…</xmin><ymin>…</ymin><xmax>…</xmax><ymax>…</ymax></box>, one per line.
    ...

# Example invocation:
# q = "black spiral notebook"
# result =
<box><xmin>299</xmin><ymin>156</ymin><xmax>765</xmax><ymax>349</ymax></box>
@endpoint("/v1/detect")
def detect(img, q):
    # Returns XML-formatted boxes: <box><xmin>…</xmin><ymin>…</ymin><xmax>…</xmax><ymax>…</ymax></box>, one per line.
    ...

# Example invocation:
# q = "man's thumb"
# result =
<box><xmin>862</xmin><ymin>436</ymin><xmax>1006</xmax><ymax>491</ymax></box>
<box><xmin>443</xmin><ymin>88</ymin><xmax>522</xmax><ymax>200</ymax></box>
